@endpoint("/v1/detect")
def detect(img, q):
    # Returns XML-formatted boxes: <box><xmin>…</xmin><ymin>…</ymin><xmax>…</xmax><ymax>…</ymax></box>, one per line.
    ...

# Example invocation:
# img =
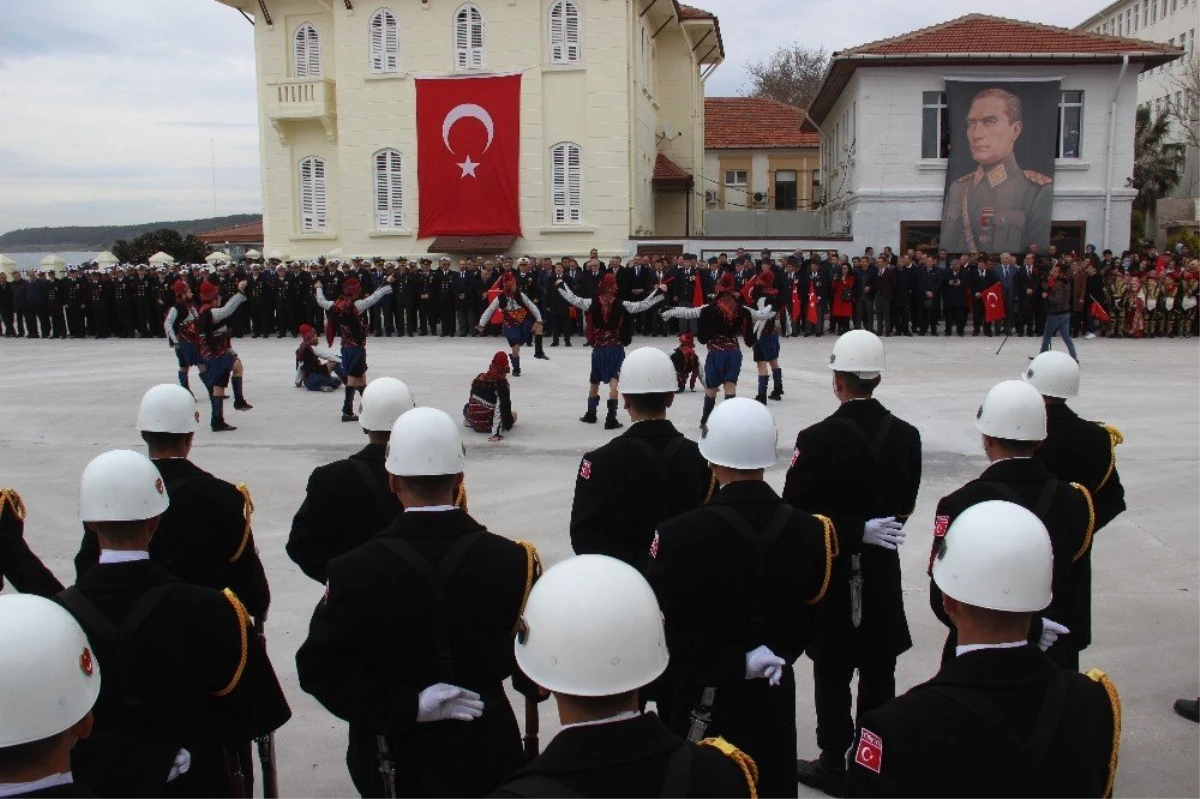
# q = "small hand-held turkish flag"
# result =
<box><xmin>791</xmin><ymin>283</ymin><xmax>801</xmax><ymax>321</ymax></box>
<box><xmin>417</xmin><ymin>74</ymin><xmax>521</xmax><ymax>237</ymax></box>
<box><xmin>807</xmin><ymin>285</ymin><xmax>819</xmax><ymax>325</ymax></box>
<box><xmin>982</xmin><ymin>283</ymin><xmax>1006</xmax><ymax>323</ymax></box>
<box><xmin>692</xmin><ymin>272</ymin><xmax>705</xmax><ymax>308</ymax></box>
<box><xmin>1089</xmin><ymin>296</ymin><xmax>1111</xmax><ymax>323</ymax></box>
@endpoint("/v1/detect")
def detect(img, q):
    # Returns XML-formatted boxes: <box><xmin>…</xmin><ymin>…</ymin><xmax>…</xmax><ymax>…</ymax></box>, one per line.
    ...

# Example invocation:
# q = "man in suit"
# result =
<box><xmin>651</xmin><ymin>398</ymin><xmax>836</xmax><ymax>797</ymax></box>
<box><xmin>494</xmin><ymin>555</ymin><xmax>757</xmax><ymax>798</ymax></box>
<box><xmin>915</xmin><ymin>255</ymin><xmax>944</xmax><ymax>336</ymax></box>
<box><xmin>995</xmin><ymin>253</ymin><xmax>1018</xmax><ymax>335</ymax></box>
<box><xmin>783</xmin><ymin>331</ymin><xmax>922</xmax><ymax>795</ymax></box>
<box><xmin>295</xmin><ymin>408</ymin><xmax>541</xmax><ymax>797</ymax></box>
<box><xmin>1016</xmin><ymin>252</ymin><xmax>1044</xmax><ymax>336</ymax></box>
<box><xmin>0</xmin><ymin>450</ymin><xmax>291</xmax><ymax>798</ymax></box>
<box><xmin>969</xmin><ymin>255</ymin><xmax>999</xmax><ymax>336</ymax></box>
<box><xmin>846</xmin><ymin>502</ymin><xmax>1120</xmax><ymax>798</ymax></box>
<box><xmin>287</xmin><ymin>379</ymin><xmax>417</xmax><ymax>583</ymax></box>
<box><xmin>570</xmin><ymin>348</ymin><xmax>713</xmax><ymax>572</ymax></box>
<box><xmin>928</xmin><ymin>380</ymin><xmax>1094</xmax><ymax>670</ymax></box>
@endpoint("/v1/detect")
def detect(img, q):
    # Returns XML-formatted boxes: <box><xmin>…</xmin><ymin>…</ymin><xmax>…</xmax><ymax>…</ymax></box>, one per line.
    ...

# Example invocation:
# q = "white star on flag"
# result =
<box><xmin>457</xmin><ymin>155</ymin><xmax>480</xmax><ymax>178</ymax></box>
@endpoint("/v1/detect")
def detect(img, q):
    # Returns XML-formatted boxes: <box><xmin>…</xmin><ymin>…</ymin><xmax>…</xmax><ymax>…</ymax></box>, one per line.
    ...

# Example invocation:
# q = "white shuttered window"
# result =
<box><xmin>374</xmin><ymin>149</ymin><xmax>404</xmax><ymax>229</ymax></box>
<box><xmin>454</xmin><ymin>4</ymin><xmax>485</xmax><ymax>69</ymax></box>
<box><xmin>550</xmin><ymin>143</ymin><xmax>583</xmax><ymax>225</ymax></box>
<box><xmin>369</xmin><ymin>8</ymin><xmax>400</xmax><ymax>73</ymax></box>
<box><xmin>299</xmin><ymin>156</ymin><xmax>329</xmax><ymax>232</ymax></box>
<box><xmin>548</xmin><ymin>0</ymin><xmax>581</xmax><ymax>64</ymax></box>
<box><xmin>294</xmin><ymin>23</ymin><xmax>321</xmax><ymax>78</ymax></box>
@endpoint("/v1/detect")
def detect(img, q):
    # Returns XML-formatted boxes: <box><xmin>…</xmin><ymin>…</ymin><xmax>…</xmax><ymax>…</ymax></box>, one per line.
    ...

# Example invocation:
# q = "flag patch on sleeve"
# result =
<box><xmin>579</xmin><ymin>459</ymin><xmax>592</xmax><ymax>480</ymax></box>
<box><xmin>855</xmin><ymin>728</ymin><xmax>883</xmax><ymax>774</ymax></box>
<box><xmin>934</xmin><ymin>515</ymin><xmax>950</xmax><ymax>538</ymax></box>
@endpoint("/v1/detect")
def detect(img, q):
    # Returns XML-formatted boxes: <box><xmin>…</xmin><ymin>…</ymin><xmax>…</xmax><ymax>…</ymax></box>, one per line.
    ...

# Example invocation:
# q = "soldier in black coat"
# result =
<box><xmin>47</xmin><ymin>271</ymin><xmax>66</xmax><ymax>338</ymax></box>
<box><xmin>650</xmin><ymin>398</ymin><xmax>837</xmax><ymax>798</ymax></box>
<box><xmin>782</xmin><ymin>332</ymin><xmax>921</xmax><ymax>794</ymax></box>
<box><xmin>846</xmin><ymin>502</ymin><xmax>1120</xmax><ymax>798</ymax></box>
<box><xmin>0</xmin><ymin>451</ymin><xmax>290</xmax><ymax>799</ymax></box>
<box><xmin>569</xmin><ymin>348</ymin><xmax>715</xmax><ymax>572</ymax></box>
<box><xmin>71</xmin><ymin>396</ymin><xmax>270</xmax><ymax>621</ymax></box>
<box><xmin>295</xmin><ymin>408</ymin><xmax>540</xmax><ymax>798</ymax></box>
<box><xmin>928</xmin><ymin>381</ymin><xmax>1095</xmax><ymax>670</ymax></box>
<box><xmin>494</xmin><ymin>555</ymin><xmax>756</xmax><ymax>798</ymax></box>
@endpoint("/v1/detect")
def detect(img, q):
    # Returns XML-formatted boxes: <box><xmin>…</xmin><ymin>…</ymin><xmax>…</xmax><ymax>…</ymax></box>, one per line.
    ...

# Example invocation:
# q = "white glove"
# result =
<box><xmin>863</xmin><ymin>516</ymin><xmax>906</xmax><ymax>550</ymax></box>
<box><xmin>1038</xmin><ymin>619</ymin><xmax>1070</xmax><ymax>652</ymax></box>
<box><xmin>416</xmin><ymin>683</ymin><xmax>484</xmax><ymax>723</ymax></box>
<box><xmin>745</xmin><ymin>645</ymin><xmax>786</xmax><ymax>686</ymax></box>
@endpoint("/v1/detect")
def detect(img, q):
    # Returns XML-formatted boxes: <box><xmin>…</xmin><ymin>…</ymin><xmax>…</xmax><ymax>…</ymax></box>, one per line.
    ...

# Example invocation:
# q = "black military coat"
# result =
<box><xmin>490</xmin><ymin>713</ymin><xmax>754</xmax><ymax>798</ymax></box>
<box><xmin>929</xmin><ymin>458</ymin><xmax>1095</xmax><ymax>660</ymax></box>
<box><xmin>570</xmin><ymin>419</ymin><xmax>714</xmax><ymax>572</ymax></box>
<box><xmin>295</xmin><ymin>508</ymin><xmax>539</xmax><ymax>798</ymax></box>
<box><xmin>1037</xmin><ymin>402</ymin><xmax>1125</xmax><ymax>532</ymax></box>
<box><xmin>845</xmin><ymin>645</ymin><xmax>1119</xmax><ymax>798</ymax></box>
<box><xmin>287</xmin><ymin>443</ymin><xmax>402</xmax><ymax>583</ymax></box>
<box><xmin>649</xmin><ymin>480</ymin><xmax>835</xmax><ymax>797</ymax></box>
<box><xmin>75</xmin><ymin>459</ymin><xmax>270</xmax><ymax>620</ymax></box>
<box><xmin>782</xmin><ymin>398</ymin><xmax>922</xmax><ymax>662</ymax></box>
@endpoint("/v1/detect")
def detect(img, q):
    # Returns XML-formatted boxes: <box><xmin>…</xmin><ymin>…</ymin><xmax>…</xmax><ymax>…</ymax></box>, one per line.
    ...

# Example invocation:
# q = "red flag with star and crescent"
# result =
<box><xmin>982</xmin><ymin>282</ymin><xmax>1006</xmax><ymax>323</ymax></box>
<box><xmin>416</xmin><ymin>74</ymin><xmax>522</xmax><ymax>238</ymax></box>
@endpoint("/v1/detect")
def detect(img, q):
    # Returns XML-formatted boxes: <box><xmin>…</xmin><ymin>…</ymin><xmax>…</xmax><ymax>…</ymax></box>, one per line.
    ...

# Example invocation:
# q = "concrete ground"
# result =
<box><xmin>0</xmin><ymin>330</ymin><xmax>1196</xmax><ymax>798</ymax></box>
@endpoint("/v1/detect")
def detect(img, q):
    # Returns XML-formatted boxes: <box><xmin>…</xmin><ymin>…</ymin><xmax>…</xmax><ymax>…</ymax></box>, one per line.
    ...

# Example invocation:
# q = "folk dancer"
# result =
<box><xmin>315</xmin><ymin>275</ymin><xmax>394</xmax><ymax>422</ymax></box>
<box><xmin>477</xmin><ymin>274</ymin><xmax>544</xmax><ymax>377</ymax></box>
<box><xmin>465</xmin><ymin>352</ymin><xmax>517</xmax><ymax>442</ymax></box>
<box><xmin>197</xmin><ymin>280</ymin><xmax>252</xmax><ymax>432</ymax></box>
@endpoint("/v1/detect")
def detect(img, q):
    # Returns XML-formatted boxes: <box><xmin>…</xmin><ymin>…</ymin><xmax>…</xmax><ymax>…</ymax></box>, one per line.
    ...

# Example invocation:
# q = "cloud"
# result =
<box><xmin>0</xmin><ymin>0</ymin><xmax>1114</xmax><ymax>231</ymax></box>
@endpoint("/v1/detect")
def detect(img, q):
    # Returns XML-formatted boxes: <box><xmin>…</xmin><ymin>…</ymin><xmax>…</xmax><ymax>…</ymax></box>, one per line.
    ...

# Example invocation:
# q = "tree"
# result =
<box><xmin>1165</xmin><ymin>56</ymin><xmax>1199</xmax><ymax>151</ymax></box>
<box><xmin>112</xmin><ymin>228</ymin><xmax>210</xmax><ymax>265</ymax></box>
<box><xmin>1129</xmin><ymin>106</ymin><xmax>1185</xmax><ymax>216</ymax></box>
<box><xmin>743</xmin><ymin>45</ymin><xmax>830</xmax><ymax>111</ymax></box>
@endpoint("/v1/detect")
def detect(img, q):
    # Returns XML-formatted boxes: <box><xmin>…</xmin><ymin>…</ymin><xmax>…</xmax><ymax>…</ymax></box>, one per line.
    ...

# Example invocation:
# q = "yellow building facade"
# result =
<box><xmin>214</xmin><ymin>0</ymin><xmax>723</xmax><ymax>258</ymax></box>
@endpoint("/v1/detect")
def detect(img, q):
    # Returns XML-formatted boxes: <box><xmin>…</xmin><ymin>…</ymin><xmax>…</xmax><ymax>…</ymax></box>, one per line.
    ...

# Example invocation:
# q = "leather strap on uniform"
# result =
<box><xmin>512</xmin><ymin>540</ymin><xmax>542</xmax><ymax>636</ymax></box>
<box><xmin>807</xmin><ymin>514</ymin><xmax>837</xmax><ymax>606</ymax></box>
<box><xmin>0</xmin><ymin>488</ymin><xmax>27</xmax><ymax>522</ymax></box>
<box><xmin>1085</xmin><ymin>668</ymin><xmax>1122</xmax><ymax>799</ymax></box>
<box><xmin>698</xmin><ymin>737</ymin><xmax>759</xmax><ymax>799</ymax></box>
<box><xmin>230</xmin><ymin>483</ymin><xmax>254</xmax><ymax>562</ymax></box>
<box><xmin>1097</xmin><ymin>423</ymin><xmax>1124</xmax><ymax>492</ymax></box>
<box><xmin>1070</xmin><ymin>482</ymin><xmax>1096</xmax><ymax>563</ymax></box>
<box><xmin>703</xmin><ymin>472</ymin><xmax>718</xmax><ymax>503</ymax></box>
<box><xmin>215</xmin><ymin>589</ymin><xmax>250</xmax><ymax>697</ymax></box>
<box><xmin>454</xmin><ymin>482</ymin><xmax>469</xmax><ymax>512</ymax></box>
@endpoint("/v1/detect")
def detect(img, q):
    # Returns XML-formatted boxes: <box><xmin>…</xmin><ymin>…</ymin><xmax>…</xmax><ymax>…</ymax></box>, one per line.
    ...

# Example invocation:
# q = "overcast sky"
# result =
<box><xmin>0</xmin><ymin>0</ymin><xmax>1107</xmax><ymax>232</ymax></box>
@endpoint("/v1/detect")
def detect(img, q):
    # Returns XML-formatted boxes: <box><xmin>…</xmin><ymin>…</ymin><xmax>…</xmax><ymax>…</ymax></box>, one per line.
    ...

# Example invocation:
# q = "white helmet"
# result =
<box><xmin>136</xmin><ymin>384</ymin><xmax>201</xmax><ymax>434</ymax></box>
<box><xmin>360</xmin><ymin>377</ymin><xmax>417</xmax><ymax>432</ymax></box>
<box><xmin>828</xmin><ymin>330</ymin><xmax>886</xmax><ymax>379</ymax></box>
<box><xmin>619</xmin><ymin>348</ymin><xmax>677</xmax><ymax>395</ymax></box>
<box><xmin>699</xmin><ymin>397</ymin><xmax>777</xmax><ymax>469</ymax></box>
<box><xmin>1023</xmin><ymin>351</ymin><xmax>1080</xmax><ymax>399</ymax></box>
<box><xmin>0</xmin><ymin>594</ymin><xmax>101</xmax><ymax>748</ymax></box>
<box><xmin>79</xmin><ymin>449</ymin><xmax>169</xmax><ymax>522</ymax></box>
<box><xmin>385</xmin><ymin>407</ymin><xmax>465</xmax><ymax>476</ymax></box>
<box><xmin>515</xmin><ymin>555</ymin><xmax>668</xmax><ymax>696</ymax></box>
<box><xmin>932</xmin><ymin>500</ymin><xmax>1053</xmax><ymax>612</ymax></box>
<box><xmin>975</xmin><ymin>380</ymin><xmax>1047</xmax><ymax>441</ymax></box>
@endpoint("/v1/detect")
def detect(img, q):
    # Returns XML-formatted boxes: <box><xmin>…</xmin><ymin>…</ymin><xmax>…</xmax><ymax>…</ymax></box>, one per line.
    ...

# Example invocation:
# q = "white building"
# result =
<box><xmin>805</xmin><ymin>13</ymin><xmax>1181</xmax><ymax>255</ymax></box>
<box><xmin>212</xmin><ymin>0</ymin><xmax>723</xmax><ymax>258</ymax></box>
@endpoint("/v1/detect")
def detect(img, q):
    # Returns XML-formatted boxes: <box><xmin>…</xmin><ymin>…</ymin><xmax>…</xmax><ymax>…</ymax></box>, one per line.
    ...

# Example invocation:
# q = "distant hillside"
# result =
<box><xmin>0</xmin><ymin>214</ymin><xmax>263</xmax><ymax>251</ymax></box>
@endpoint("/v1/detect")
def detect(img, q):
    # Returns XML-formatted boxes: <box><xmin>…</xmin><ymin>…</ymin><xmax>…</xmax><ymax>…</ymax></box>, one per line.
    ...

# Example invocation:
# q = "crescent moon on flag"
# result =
<box><xmin>442</xmin><ymin>104</ymin><xmax>494</xmax><ymax>155</ymax></box>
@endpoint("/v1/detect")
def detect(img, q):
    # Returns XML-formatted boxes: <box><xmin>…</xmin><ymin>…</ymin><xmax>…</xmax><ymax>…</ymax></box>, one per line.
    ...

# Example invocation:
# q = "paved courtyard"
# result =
<box><xmin>0</xmin><ymin>332</ymin><xmax>1196</xmax><ymax>797</ymax></box>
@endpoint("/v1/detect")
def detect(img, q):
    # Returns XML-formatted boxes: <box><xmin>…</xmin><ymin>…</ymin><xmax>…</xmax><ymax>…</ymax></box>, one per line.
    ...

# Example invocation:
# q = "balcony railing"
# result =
<box><xmin>267</xmin><ymin>77</ymin><xmax>337</xmax><ymax>141</ymax></box>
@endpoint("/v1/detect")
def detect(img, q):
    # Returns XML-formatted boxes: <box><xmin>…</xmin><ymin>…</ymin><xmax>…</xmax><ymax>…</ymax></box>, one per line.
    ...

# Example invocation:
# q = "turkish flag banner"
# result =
<box><xmin>416</xmin><ymin>74</ymin><xmax>521</xmax><ymax>238</ymax></box>
<box><xmin>982</xmin><ymin>283</ymin><xmax>1006</xmax><ymax>323</ymax></box>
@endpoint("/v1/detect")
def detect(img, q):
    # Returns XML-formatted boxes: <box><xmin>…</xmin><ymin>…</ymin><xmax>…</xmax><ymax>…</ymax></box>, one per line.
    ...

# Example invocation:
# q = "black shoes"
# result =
<box><xmin>580</xmin><ymin>412</ymin><xmax>597</xmax><ymax>424</ymax></box>
<box><xmin>233</xmin><ymin>400</ymin><xmax>253</xmax><ymax>411</ymax></box>
<box><xmin>796</xmin><ymin>757</ymin><xmax>847</xmax><ymax>797</ymax></box>
<box><xmin>211</xmin><ymin>421</ymin><xmax>237</xmax><ymax>432</ymax></box>
<box><xmin>342</xmin><ymin>413</ymin><xmax>359</xmax><ymax>422</ymax></box>
<box><xmin>768</xmin><ymin>390</ymin><xmax>783</xmax><ymax>401</ymax></box>
<box><xmin>1174</xmin><ymin>698</ymin><xmax>1199</xmax><ymax>722</ymax></box>
<box><xmin>604</xmin><ymin>416</ymin><xmax>623</xmax><ymax>430</ymax></box>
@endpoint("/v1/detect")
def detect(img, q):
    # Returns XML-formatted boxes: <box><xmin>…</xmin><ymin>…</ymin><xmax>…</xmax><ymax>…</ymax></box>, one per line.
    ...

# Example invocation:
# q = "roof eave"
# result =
<box><xmin>807</xmin><ymin>49</ymin><xmax>1183</xmax><ymax>125</ymax></box>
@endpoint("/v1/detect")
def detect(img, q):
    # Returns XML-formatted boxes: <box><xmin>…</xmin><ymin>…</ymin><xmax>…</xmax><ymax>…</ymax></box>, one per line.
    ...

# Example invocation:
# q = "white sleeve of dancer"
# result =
<box><xmin>662</xmin><ymin>305</ymin><xmax>702</xmax><ymax>320</ymax></box>
<box><xmin>557</xmin><ymin>284</ymin><xmax>592</xmax><ymax>311</ymax></box>
<box><xmin>519</xmin><ymin>293</ymin><xmax>543</xmax><ymax>324</ymax></box>
<box><xmin>314</xmin><ymin>284</ymin><xmax>334</xmax><ymax>311</ymax></box>
<box><xmin>313</xmin><ymin>345</ymin><xmax>341</xmax><ymax>363</ymax></box>
<box><xmin>354</xmin><ymin>284</ymin><xmax>393</xmax><ymax>313</ymax></box>
<box><xmin>478</xmin><ymin>296</ymin><xmax>501</xmax><ymax>328</ymax></box>
<box><xmin>210</xmin><ymin>292</ymin><xmax>246</xmax><ymax>323</ymax></box>
<box><xmin>165</xmin><ymin>307</ymin><xmax>179</xmax><ymax>344</ymax></box>
<box><xmin>748</xmin><ymin>304</ymin><xmax>776</xmax><ymax>322</ymax></box>
<box><xmin>622</xmin><ymin>291</ymin><xmax>665</xmax><ymax>315</ymax></box>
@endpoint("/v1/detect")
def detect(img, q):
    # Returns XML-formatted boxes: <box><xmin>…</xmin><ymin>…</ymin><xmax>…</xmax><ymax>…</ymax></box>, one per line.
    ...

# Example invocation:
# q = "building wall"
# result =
<box><xmin>703</xmin><ymin>148</ymin><xmax>820</xmax><ymax>212</ymax></box>
<box><xmin>824</xmin><ymin>63</ymin><xmax>1141</xmax><ymax>253</ymax></box>
<box><xmin>246</xmin><ymin>0</ymin><xmax>706</xmax><ymax>258</ymax></box>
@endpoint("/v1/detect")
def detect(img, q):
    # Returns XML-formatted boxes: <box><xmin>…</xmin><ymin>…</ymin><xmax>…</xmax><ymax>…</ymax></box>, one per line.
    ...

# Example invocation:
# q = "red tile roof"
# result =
<box><xmin>653</xmin><ymin>154</ymin><xmax>693</xmax><ymax>186</ymax></box>
<box><xmin>678</xmin><ymin>4</ymin><xmax>713</xmax><ymax>20</ymax></box>
<box><xmin>705</xmin><ymin>97</ymin><xmax>818</xmax><ymax>150</ymax></box>
<box><xmin>841</xmin><ymin>13</ymin><xmax>1183</xmax><ymax>56</ymax></box>
<box><xmin>807</xmin><ymin>13</ymin><xmax>1183</xmax><ymax>125</ymax></box>
<box><xmin>428</xmin><ymin>235</ymin><xmax>518</xmax><ymax>254</ymax></box>
<box><xmin>195</xmin><ymin>221</ymin><xmax>263</xmax><ymax>244</ymax></box>
<box><xmin>674</xmin><ymin>2</ymin><xmax>724</xmax><ymax>62</ymax></box>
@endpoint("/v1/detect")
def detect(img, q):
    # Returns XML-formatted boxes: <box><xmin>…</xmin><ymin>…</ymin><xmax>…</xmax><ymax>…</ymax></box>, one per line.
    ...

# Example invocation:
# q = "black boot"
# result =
<box><xmin>796</xmin><ymin>755</ymin><xmax>847</xmax><ymax>797</ymax></box>
<box><xmin>580</xmin><ymin>397</ymin><xmax>599</xmax><ymax>424</ymax></box>
<box><xmin>769</xmin><ymin>368</ymin><xmax>784</xmax><ymax>401</ymax></box>
<box><xmin>604</xmin><ymin>399</ymin><xmax>623</xmax><ymax>430</ymax></box>
<box><xmin>534</xmin><ymin>335</ymin><xmax>549</xmax><ymax>360</ymax></box>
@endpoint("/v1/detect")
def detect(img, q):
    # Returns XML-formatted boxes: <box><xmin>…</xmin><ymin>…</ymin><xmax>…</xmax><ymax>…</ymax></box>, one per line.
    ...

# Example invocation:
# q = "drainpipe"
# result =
<box><xmin>1105</xmin><ymin>55</ymin><xmax>1130</xmax><ymax>251</ymax></box>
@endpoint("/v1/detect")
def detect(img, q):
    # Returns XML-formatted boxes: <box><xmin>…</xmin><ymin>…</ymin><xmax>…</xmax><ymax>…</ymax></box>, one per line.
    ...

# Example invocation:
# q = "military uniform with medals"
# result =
<box><xmin>942</xmin><ymin>153</ymin><xmax>1053</xmax><ymax>254</ymax></box>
